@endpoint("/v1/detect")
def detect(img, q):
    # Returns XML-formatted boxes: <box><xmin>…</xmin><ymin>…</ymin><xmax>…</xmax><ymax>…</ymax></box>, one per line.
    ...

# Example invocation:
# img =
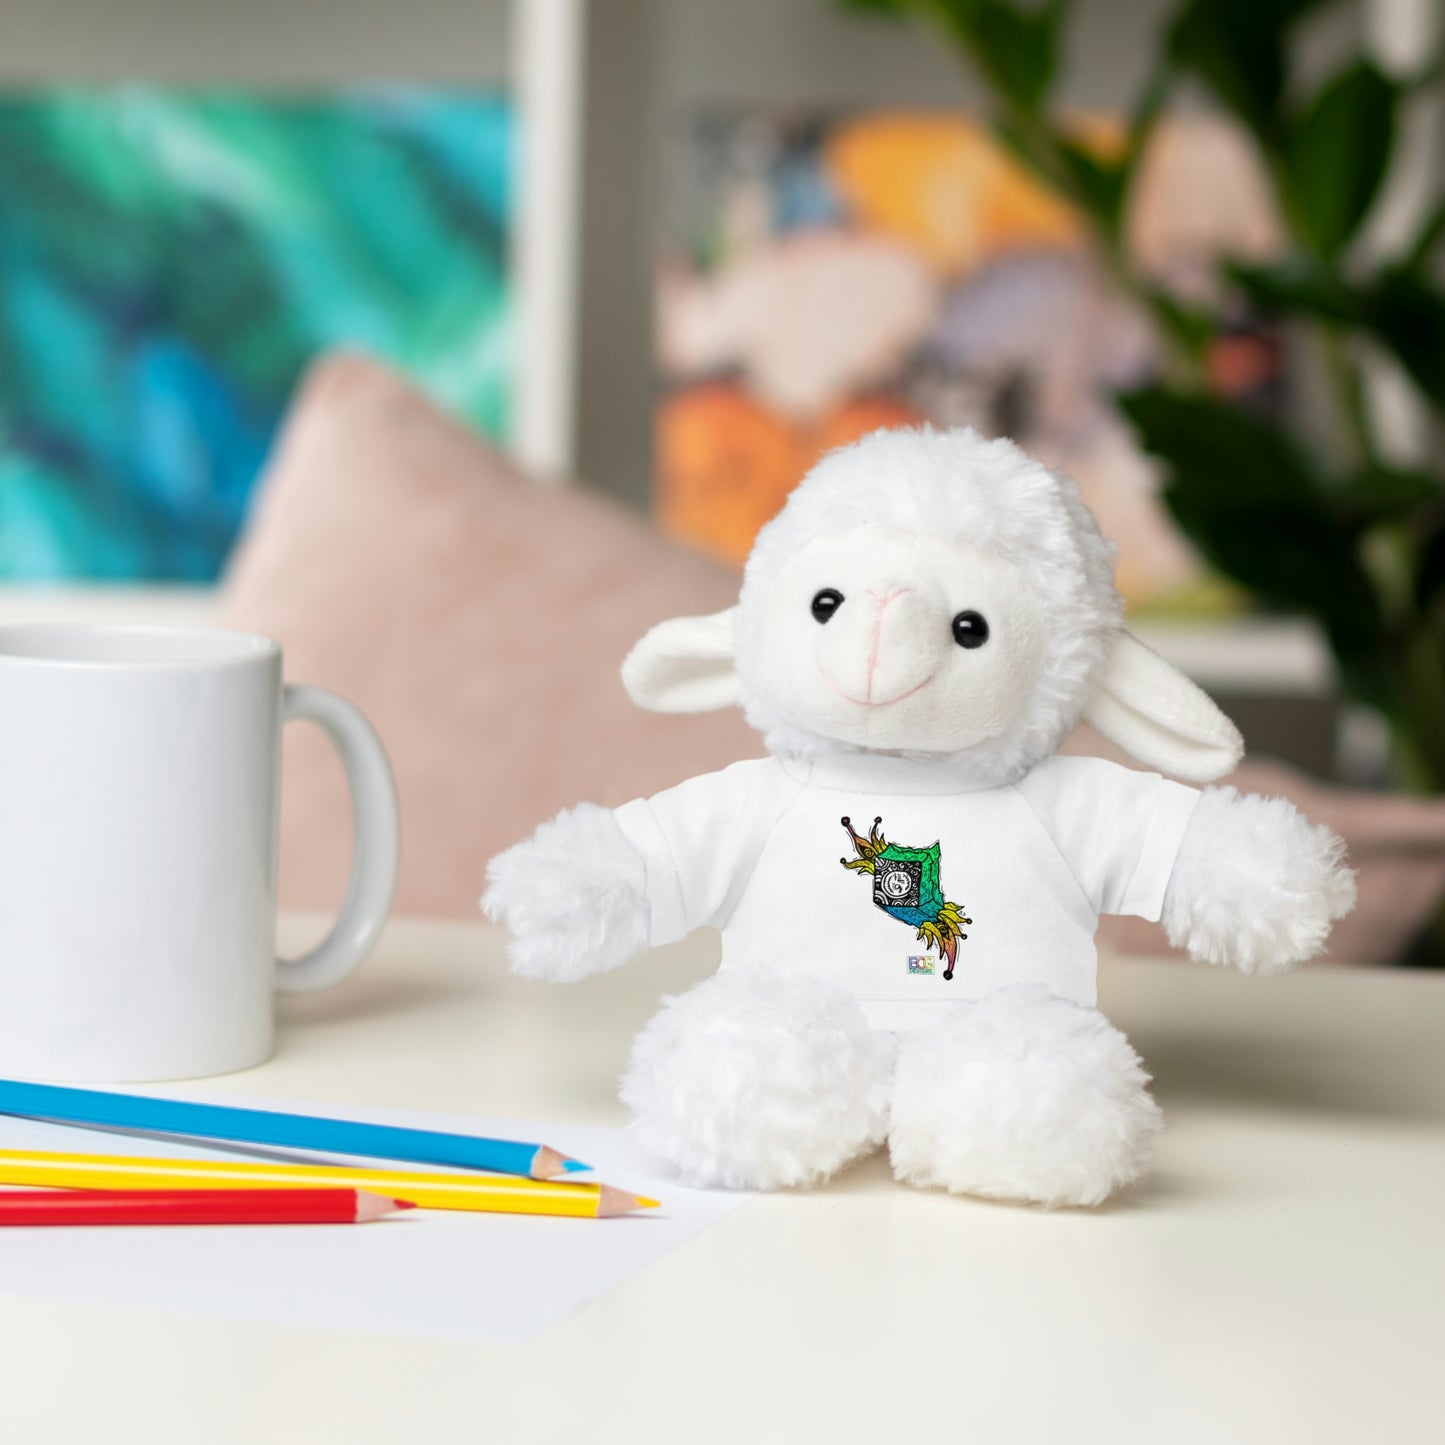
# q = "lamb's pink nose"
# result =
<box><xmin>865</xmin><ymin>587</ymin><xmax>943</xmax><ymax>702</ymax></box>
<box><xmin>817</xmin><ymin>584</ymin><xmax>944</xmax><ymax>705</ymax></box>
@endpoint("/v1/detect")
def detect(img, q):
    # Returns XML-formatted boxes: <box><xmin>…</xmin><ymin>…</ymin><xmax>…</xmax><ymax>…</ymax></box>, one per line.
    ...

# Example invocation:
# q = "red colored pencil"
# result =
<box><xmin>0</xmin><ymin>1188</ymin><xmax>414</xmax><ymax>1226</ymax></box>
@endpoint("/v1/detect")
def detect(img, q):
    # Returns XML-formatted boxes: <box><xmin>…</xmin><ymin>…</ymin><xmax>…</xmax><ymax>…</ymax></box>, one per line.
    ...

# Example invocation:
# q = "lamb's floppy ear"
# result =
<box><xmin>621</xmin><ymin>608</ymin><xmax>742</xmax><ymax>713</ymax></box>
<box><xmin>1080</xmin><ymin>631</ymin><xmax>1243</xmax><ymax>783</ymax></box>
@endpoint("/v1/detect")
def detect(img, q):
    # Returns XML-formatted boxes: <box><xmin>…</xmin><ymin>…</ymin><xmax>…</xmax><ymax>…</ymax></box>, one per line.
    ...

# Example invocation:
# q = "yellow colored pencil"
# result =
<box><xmin>0</xmin><ymin>1150</ymin><xmax>658</xmax><ymax>1218</ymax></box>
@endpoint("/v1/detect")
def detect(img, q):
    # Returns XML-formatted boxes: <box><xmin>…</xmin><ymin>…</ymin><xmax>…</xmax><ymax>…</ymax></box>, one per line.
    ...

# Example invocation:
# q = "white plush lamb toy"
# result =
<box><xmin>483</xmin><ymin>427</ymin><xmax>1356</xmax><ymax>1207</ymax></box>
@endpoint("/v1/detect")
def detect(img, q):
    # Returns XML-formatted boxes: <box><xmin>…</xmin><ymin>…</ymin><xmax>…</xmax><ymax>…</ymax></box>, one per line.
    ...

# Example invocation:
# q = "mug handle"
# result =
<box><xmin>274</xmin><ymin>685</ymin><xmax>400</xmax><ymax>994</ymax></box>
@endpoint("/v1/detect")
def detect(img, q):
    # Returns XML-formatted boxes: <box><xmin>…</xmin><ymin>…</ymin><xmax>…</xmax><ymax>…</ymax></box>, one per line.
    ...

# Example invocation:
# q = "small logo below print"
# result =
<box><xmin>907</xmin><ymin>955</ymin><xmax>934</xmax><ymax>975</ymax></box>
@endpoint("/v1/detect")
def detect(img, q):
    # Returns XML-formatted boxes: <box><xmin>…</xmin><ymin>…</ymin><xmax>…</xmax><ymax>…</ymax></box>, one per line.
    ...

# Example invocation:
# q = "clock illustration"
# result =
<box><xmin>873</xmin><ymin>858</ymin><xmax>922</xmax><ymax>910</ymax></box>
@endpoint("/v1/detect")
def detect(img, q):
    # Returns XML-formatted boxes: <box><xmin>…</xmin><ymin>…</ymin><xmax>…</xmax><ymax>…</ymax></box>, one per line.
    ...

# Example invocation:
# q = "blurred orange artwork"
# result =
<box><xmin>824</xmin><ymin>113</ymin><xmax>1084</xmax><ymax>277</ymax></box>
<box><xmin>656</xmin><ymin>108</ymin><xmax>1284</xmax><ymax>607</ymax></box>
<box><xmin>657</xmin><ymin>385</ymin><xmax>923</xmax><ymax>567</ymax></box>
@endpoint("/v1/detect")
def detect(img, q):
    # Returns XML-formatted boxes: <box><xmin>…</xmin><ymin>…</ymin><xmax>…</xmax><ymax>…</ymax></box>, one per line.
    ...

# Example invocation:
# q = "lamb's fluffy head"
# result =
<box><xmin>624</xmin><ymin>426</ymin><xmax>1243</xmax><ymax>786</ymax></box>
<box><xmin>734</xmin><ymin>426</ymin><xmax>1119</xmax><ymax>780</ymax></box>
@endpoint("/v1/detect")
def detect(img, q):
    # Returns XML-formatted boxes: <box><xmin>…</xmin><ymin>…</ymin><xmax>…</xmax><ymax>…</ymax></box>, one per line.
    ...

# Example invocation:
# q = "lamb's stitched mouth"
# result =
<box><xmin>819</xmin><ymin>667</ymin><xmax>937</xmax><ymax>708</ymax></box>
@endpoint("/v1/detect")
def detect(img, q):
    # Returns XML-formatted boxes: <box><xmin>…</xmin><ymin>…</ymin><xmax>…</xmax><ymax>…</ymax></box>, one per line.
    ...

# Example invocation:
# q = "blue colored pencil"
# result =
<box><xmin>0</xmin><ymin>1078</ymin><xmax>591</xmax><ymax>1180</ymax></box>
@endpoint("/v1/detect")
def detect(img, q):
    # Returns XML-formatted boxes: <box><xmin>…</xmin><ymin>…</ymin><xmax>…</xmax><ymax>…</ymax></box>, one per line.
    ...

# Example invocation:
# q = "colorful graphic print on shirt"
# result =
<box><xmin>839</xmin><ymin>816</ymin><xmax>972</xmax><ymax>980</ymax></box>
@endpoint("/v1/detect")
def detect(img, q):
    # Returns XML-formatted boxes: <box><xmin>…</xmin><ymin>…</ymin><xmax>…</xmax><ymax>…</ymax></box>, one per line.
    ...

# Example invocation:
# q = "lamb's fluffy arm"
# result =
<box><xmin>481</xmin><ymin>804</ymin><xmax>651</xmax><ymax>982</ymax></box>
<box><xmin>1162</xmin><ymin>786</ymin><xmax>1356</xmax><ymax>975</ymax></box>
<box><xmin>485</xmin><ymin>761</ymin><xmax>784</xmax><ymax>982</ymax></box>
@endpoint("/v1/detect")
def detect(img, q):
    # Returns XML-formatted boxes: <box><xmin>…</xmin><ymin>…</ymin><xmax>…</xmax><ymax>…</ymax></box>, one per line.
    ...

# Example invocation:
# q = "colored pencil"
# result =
<box><xmin>0</xmin><ymin>1188</ymin><xmax>412</xmax><ymax>1226</ymax></box>
<box><xmin>0</xmin><ymin>1077</ymin><xmax>588</xmax><ymax>1179</ymax></box>
<box><xmin>0</xmin><ymin>1151</ymin><xmax>659</xmax><ymax>1218</ymax></box>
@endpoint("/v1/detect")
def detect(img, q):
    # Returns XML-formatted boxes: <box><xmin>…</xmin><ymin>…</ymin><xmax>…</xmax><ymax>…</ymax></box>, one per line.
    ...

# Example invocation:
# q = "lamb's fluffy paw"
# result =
<box><xmin>1163</xmin><ymin>786</ymin><xmax>1357</xmax><ymax>976</ymax></box>
<box><xmin>480</xmin><ymin>803</ymin><xmax>650</xmax><ymax>982</ymax></box>
<box><xmin>888</xmin><ymin>986</ymin><xmax>1162</xmax><ymax>1208</ymax></box>
<box><xmin>621</xmin><ymin>970</ymin><xmax>894</xmax><ymax>1190</ymax></box>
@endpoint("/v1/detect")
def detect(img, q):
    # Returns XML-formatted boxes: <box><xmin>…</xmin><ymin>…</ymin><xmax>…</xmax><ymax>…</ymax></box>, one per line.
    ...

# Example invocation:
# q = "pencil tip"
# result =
<box><xmin>356</xmin><ymin>1191</ymin><xmax>417</xmax><ymax>1222</ymax></box>
<box><xmin>596</xmin><ymin>1185</ymin><xmax>659</xmax><ymax>1217</ymax></box>
<box><xmin>530</xmin><ymin>1146</ymin><xmax>565</xmax><ymax>1178</ymax></box>
<box><xmin>532</xmin><ymin>1148</ymin><xmax>591</xmax><ymax>1179</ymax></box>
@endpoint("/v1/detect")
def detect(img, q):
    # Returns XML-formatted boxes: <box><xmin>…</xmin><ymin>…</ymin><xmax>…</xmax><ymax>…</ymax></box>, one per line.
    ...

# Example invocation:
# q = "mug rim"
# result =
<box><xmin>0</xmin><ymin>622</ymin><xmax>281</xmax><ymax>672</ymax></box>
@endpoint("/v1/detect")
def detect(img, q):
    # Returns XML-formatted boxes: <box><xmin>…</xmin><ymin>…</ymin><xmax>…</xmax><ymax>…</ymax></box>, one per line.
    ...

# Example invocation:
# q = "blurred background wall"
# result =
<box><xmin>1</xmin><ymin>0</ymin><xmax>1370</xmax><ymax>511</ymax></box>
<box><xmin>0</xmin><ymin>0</ymin><xmax>511</xmax><ymax>84</ymax></box>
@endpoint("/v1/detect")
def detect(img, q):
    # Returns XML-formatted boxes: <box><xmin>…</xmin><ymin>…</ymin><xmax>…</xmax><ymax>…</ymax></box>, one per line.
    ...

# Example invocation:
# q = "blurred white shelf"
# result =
<box><xmin>1133</xmin><ymin>617</ymin><xmax>1335</xmax><ymax>696</ymax></box>
<box><xmin>0</xmin><ymin>587</ymin><xmax>217</xmax><ymax>629</ymax></box>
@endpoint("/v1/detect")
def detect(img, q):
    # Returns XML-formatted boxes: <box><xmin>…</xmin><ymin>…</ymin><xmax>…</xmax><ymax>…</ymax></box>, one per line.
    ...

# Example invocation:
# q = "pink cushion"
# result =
<box><xmin>220</xmin><ymin>353</ymin><xmax>759</xmax><ymax>918</ymax></box>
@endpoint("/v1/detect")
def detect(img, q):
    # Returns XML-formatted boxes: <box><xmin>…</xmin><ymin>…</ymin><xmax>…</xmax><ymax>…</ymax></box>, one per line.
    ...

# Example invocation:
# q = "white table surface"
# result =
<box><xmin>0</xmin><ymin>917</ymin><xmax>1441</xmax><ymax>1445</ymax></box>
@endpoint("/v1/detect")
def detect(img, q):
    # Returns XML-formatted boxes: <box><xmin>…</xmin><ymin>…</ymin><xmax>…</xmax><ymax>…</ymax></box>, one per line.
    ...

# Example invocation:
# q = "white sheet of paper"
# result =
<box><xmin>0</xmin><ymin>1101</ymin><xmax>750</xmax><ymax>1341</ymax></box>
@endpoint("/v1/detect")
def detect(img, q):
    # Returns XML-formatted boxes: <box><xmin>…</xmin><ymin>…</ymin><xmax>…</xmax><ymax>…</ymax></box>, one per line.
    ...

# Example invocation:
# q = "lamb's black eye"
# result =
<box><xmin>811</xmin><ymin>588</ymin><xmax>844</xmax><ymax>624</ymax></box>
<box><xmin>952</xmin><ymin>610</ymin><xmax>989</xmax><ymax>649</ymax></box>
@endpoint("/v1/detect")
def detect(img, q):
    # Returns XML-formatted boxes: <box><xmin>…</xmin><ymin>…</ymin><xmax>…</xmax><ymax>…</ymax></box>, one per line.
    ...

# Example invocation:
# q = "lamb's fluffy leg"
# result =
<box><xmin>888</xmin><ymin>985</ymin><xmax>1162</xmax><ymax>1208</ymax></box>
<box><xmin>621</xmin><ymin>970</ymin><xmax>895</xmax><ymax>1190</ymax></box>
<box><xmin>481</xmin><ymin>803</ymin><xmax>650</xmax><ymax>982</ymax></box>
<box><xmin>1163</xmin><ymin>786</ymin><xmax>1357</xmax><ymax>976</ymax></box>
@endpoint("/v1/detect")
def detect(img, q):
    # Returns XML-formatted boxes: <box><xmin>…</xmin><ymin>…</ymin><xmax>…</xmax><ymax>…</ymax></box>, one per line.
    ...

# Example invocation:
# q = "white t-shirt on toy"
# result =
<box><xmin>613</xmin><ymin>752</ymin><xmax>1201</xmax><ymax>1030</ymax></box>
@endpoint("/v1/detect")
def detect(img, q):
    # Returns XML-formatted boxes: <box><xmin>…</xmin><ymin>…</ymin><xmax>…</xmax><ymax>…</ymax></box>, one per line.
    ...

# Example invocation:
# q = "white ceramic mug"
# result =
<box><xmin>0</xmin><ymin>624</ymin><xmax>400</xmax><ymax>1082</ymax></box>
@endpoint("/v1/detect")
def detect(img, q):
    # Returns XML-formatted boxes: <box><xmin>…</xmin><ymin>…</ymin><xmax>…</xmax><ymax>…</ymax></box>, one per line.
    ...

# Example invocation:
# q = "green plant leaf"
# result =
<box><xmin>1227</xmin><ymin>258</ymin><xmax>1363</xmax><ymax>323</ymax></box>
<box><xmin>1284</xmin><ymin>60</ymin><xmax>1397</xmax><ymax>257</ymax></box>
<box><xmin>1230</xmin><ymin>260</ymin><xmax>1445</xmax><ymax>411</ymax></box>
<box><xmin>1368</xmin><ymin>268</ymin><xmax>1445</xmax><ymax>407</ymax></box>
<box><xmin>1166</xmin><ymin>0</ymin><xmax>1331</xmax><ymax>138</ymax></box>
<box><xmin>1119</xmin><ymin>387</ymin><xmax>1389</xmax><ymax>698</ymax></box>
<box><xmin>1333</xmin><ymin>467</ymin><xmax>1445</xmax><ymax>524</ymax></box>
<box><xmin>932</xmin><ymin>0</ymin><xmax>1070</xmax><ymax>115</ymax></box>
<box><xmin>1054</xmin><ymin>134</ymin><xmax>1127</xmax><ymax>232</ymax></box>
<box><xmin>1119</xmin><ymin>386</ymin><xmax>1321</xmax><ymax>503</ymax></box>
<box><xmin>1416</xmin><ymin>517</ymin><xmax>1445</xmax><ymax>613</ymax></box>
<box><xmin>991</xmin><ymin>111</ymin><xmax>1058</xmax><ymax>181</ymax></box>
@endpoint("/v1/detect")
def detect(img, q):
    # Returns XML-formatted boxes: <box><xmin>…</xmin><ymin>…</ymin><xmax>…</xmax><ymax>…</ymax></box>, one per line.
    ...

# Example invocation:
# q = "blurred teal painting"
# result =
<box><xmin>0</xmin><ymin>87</ymin><xmax>513</xmax><ymax>581</ymax></box>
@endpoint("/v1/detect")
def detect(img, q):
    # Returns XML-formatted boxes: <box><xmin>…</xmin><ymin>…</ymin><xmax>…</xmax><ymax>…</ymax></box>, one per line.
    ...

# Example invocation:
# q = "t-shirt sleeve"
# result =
<box><xmin>1013</xmin><ymin>755</ymin><xmax>1202</xmax><ymax>921</ymax></box>
<box><xmin>612</xmin><ymin>760</ymin><xmax>794</xmax><ymax>946</ymax></box>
